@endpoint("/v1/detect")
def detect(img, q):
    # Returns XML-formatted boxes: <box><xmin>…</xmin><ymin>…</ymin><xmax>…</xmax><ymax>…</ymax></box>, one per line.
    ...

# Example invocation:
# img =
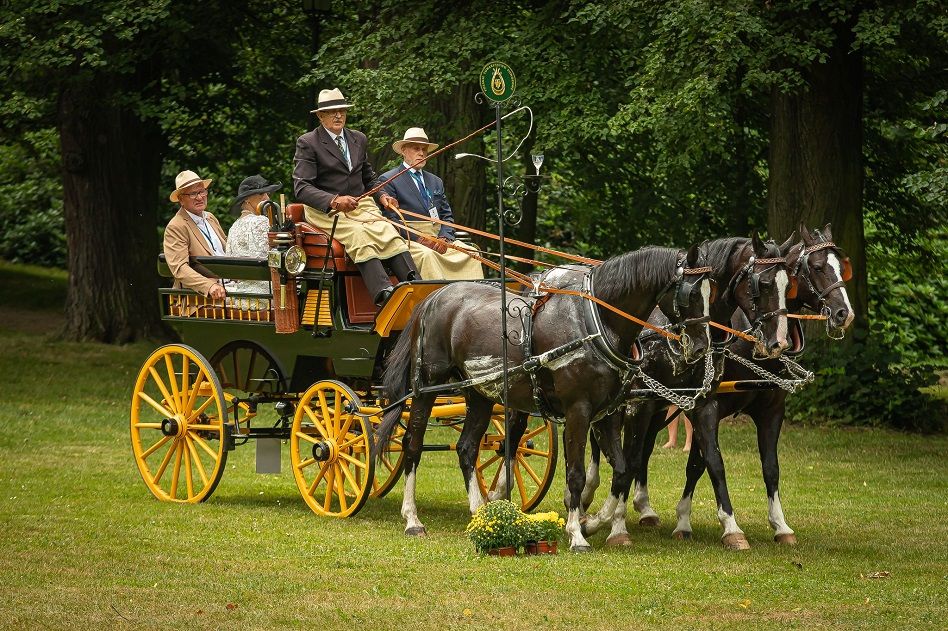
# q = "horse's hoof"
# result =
<box><xmin>774</xmin><ymin>533</ymin><xmax>798</xmax><ymax>546</ymax></box>
<box><xmin>405</xmin><ymin>526</ymin><xmax>428</xmax><ymax>537</ymax></box>
<box><xmin>605</xmin><ymin>533</ymin><xmax>632</xmax><ymax>547</ymax></box>
<box><xmin>722</xmin><ymin>533</ymin><xmax>750</xmax><ymax>550</ymax></box>
<box><xmin>673</xmin><ymin>530</ymin><xmax>692</xmax><ymax>541</ymax></box>
<box><xmin>570</xmin><ymin>544</ymin><xmax>593</xmax><ymax>553</ymax></box>
<box><xmin>638</xmin><ymin>515</ymin><xmax>661</xmax><ymax>528</ymax></box>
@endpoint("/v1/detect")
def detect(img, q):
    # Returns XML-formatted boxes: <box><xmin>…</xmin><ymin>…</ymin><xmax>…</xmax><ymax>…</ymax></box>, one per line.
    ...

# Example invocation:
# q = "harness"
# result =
<box><xmin>790</xmin><ymin>236</ymin><xmax>850</xmax><ymax>339</ymax></box>
<box><xmin>722</xmin><ymin>254</ymin><xmax>788</xmax><ymax>339</ymax></box>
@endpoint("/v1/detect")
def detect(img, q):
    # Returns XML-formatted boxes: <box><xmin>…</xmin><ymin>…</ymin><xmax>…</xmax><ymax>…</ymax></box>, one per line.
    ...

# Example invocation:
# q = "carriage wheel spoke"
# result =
<box><xmin>189</xmin><ymin>433</ymin><xmax>219</xmax><ymax>462</ymax></box>
<box><xmin>316</xmin><ymin>390</ymin><xmax>331</xmax><ymax>432</ymax></box>
<box><xmin>303</xmin><ymin>407</ymin><xmax>329</xmax><ymax>438</ymax></box>
<box><xmin>517</xmin><ymin>454</ymin><xmax>542</xmax><ymax>485</ymax></box>
<box><xmin>163</xmin><ymin>354</ymin><xmax>182</xmax><ymax>410</ymax></box>
<box><xmin>180</xmin><ymin>356</ymin><xmax>190</xmax><ymax>407</ymax></box>
<box><xmin>338</xmin><ymin>451</ymin><xmax>367</xmax><ymax>470</ymax></box>
<box><xmin>137</xmin><ymin>391</ymin><xmax>175</xmax><ymax>420</ymax></box>
<box><xmin>183</xmin><ymin>443</ymin><xmax>194</xmax><ymax>499</ymax></box>
<box><xmin>186</xmin><ymin>395</ymin><xmax>215</xmax><ymax>423</ymax></box>
<box><xmin>518</xmin><ymin>446</ymin><xmax>549</xmax><ymax>458</ymax></box>
<box><xmin>523</xmin><ymin>424</ymin><xmax>547</xmax><ymax>442</ymax></box>
<box><xmin>185</xmin><ymin>436</ymin><xmax>209</xmax><ymax>486</ymax></box>
<box><xmin>337</xmin><ymin>414</ymin><xmax>355</xmax><ymax>440</ymax></box>
<box><xmin>152</xmin><ymin>440</ymin><xmax>177</xmax><ymax>483</ymax></box>
<box><xmin>169</xmin><ymin>442</ymin><xmax>184</xmax><ymax>499</ymax></box>
<box><xmin>184</xmin><ymin>370</ymin><xmax>209</xmax><ymax>415</ymax></box>
<box><xmin>491</xmin><ymin>417</ymin><xmax>505</xmax><ymax>433</ymax></box>
<box><xmin>297</xmin><ymin>457</ymin><xmax>317</xmax><ymax>470</ymax></box>
<box><xmin>514</xmin><ymin>463</ymin><xmax>527</xmax><ymax>506</ymax></box>
<box><xmin>306</xmin><ymin>462</ymin><xmax>329</xmax><ymax>495</ymax></box>
<box><xmin>476</xmin><ymin>453</ymin><xmax>500</xmax><ymax>473</ymax></box>
<box><xmin>322</xmin><ymin>466</ymin><xmax>336</xmax><ymax>511</ymax></box>
<box><xmin>148</xmin><ymin>366</ymin><xmax>177</xmax><ymax>413</ymax></box>
<box><xmin>244</xmin><ymin>350</ymin><xmax>258</xmax><ymax>392</ymax></box>
<box><xmin>295</xmin><ymin>430</ymin><xmax>320</xmax><ymax>445</ymax></box>
<box><xmin>141</xmin><ymin>435</ymin><xmax>172</xmax><ymax>459</ymax></box>
<box><xmin>337</xmin><ymin>433</ymin><xmax>366</xmax><ymax>451</ymax></box>
<box><xmin>335</xmin><ymin>467</ymin><xmax>348</xmax><ymax>511</ymax></box>
<box><xmin>134</xmin><ymin>422</ymin><xmax>163</xmax><ymax>430</ymax></box>
<box><xmin>489</xmin><ymin>459</ymin><xmax>503</xmax><ymax>490</ymax></box>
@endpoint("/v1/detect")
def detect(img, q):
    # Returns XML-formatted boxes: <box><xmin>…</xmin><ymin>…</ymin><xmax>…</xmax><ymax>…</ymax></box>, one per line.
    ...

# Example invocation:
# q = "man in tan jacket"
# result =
<box><xmin>163</xmin><ymin>170</ymin><xmax>228</xmax><ymax>300</ymax></box>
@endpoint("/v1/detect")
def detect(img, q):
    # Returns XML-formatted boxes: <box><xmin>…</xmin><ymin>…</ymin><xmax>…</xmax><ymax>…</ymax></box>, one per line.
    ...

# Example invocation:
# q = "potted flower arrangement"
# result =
<box><xmin>523</xmin><ymin>511</ymin><xmax>564</xmax><ymax>555</ymax></box>
<box><xmin>466</xmin><ymin>500</ymin><xmax>529</xmax><ymax>556</ymax></box>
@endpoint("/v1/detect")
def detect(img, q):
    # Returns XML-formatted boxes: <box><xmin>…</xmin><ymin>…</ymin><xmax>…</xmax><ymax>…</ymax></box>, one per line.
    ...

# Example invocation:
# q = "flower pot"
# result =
<box><xmin>487</xmin><ymin>546</ymin><xmax>517</xmax><ymax>557</ymax></box>
<box><xmin>536</xmin><ymin>540</ymin><xmax>558</xmax><ymax>554</ymax></box>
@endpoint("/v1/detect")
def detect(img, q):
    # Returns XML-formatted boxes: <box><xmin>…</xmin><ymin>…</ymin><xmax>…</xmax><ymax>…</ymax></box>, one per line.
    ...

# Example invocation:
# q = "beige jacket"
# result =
<box><xmin>163</xmin><ymin>207</ymin><xmax>228</xmax><ymax>296</ymax></box>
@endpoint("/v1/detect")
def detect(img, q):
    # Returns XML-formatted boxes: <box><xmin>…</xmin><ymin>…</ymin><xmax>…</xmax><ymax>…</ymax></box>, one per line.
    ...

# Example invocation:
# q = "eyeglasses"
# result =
<box><xmin>322</xmin><ymin>110</ymin><xmax>346</xmax><ymax>119</ymax></box>
<box><xmin>183</xmin><ymin>189</ymin><xmax>210</xmax><ymax>199</ymax></box>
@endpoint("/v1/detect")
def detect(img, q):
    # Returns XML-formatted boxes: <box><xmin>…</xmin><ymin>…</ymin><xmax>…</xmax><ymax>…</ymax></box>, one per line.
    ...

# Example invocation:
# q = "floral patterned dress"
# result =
<box><xmin>225</xmin><ymin>211</ymin><xmax>271</xmax><ymax>310</ymax></box>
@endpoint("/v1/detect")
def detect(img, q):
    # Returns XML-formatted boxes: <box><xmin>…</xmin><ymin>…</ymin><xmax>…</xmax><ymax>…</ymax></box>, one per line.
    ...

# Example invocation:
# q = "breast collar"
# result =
<box><xmin>583</xmin><ymin>272</ymin><xmax>643</xmax><ymax>374</ymax></box>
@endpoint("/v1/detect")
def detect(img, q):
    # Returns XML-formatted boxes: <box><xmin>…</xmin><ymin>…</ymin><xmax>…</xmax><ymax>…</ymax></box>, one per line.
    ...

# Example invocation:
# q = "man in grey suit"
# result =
<box><xmin>292</xmin><ymin>88</ymin><xmax>420</xmax><ymax>306</ymax></box>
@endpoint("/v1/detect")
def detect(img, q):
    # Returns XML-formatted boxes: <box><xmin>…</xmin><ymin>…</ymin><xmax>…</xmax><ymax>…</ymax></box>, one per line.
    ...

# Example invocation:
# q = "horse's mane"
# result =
<box><xmin>700</xmin><ymin>236</ymin><xmax>781</xmax><ymax>276</ymax></box>
<box><xmin>593</xmin><ymin>246</ymin><xmax>678</xmax><ymax>303</ymax></box>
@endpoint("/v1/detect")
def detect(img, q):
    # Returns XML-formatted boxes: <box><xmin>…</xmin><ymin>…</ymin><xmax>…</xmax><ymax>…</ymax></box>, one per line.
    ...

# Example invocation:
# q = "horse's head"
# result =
<box><xmin>727</xmin><ymin>232</ymin><xmax>794</xmax><ymax>359</ymax></box>
<box><xmin>794</xmin><ymin>223</ymin><xmax>854</xmax><ymax>338</ymax></box>
<box><xmin>656</xmin><ymin>243</ymin><xmax>713</xmax><ymax>363</ymax></box>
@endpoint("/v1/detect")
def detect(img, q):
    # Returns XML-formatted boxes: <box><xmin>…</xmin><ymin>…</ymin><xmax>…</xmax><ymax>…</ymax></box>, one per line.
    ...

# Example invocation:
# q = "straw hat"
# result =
<box><xmin>310</xmin><ymin>88</ymin><xmax>353</xmax><ymax>113</ymax></box>
<box><xmin>170</xmin><ymin>170</ymin><xmax>213</xmax><ymax>203</ymax></box>
<box><xmin>392</xmin><ymin>127</ymin><xmax>439</xmax><ymax>154</ymax></box>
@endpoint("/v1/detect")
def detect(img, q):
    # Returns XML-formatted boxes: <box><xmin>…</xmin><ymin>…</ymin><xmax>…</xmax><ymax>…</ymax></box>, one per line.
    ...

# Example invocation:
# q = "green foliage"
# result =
<box><xmin>787</xmin><ymin>337</ymin><xmax>946</xmax><ymax>433</ymax></box>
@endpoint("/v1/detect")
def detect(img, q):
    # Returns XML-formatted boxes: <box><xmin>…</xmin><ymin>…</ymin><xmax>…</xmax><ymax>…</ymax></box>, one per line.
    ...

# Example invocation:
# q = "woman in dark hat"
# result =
<box><xmin>225</xmin><ymin>175</ymin><xmax>281</xmax><ymax>310</ymax></box>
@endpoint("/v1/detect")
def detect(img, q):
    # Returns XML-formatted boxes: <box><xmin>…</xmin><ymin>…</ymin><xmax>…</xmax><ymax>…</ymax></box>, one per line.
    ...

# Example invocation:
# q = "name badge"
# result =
<box><xmin>428</xmin><ymin>206</ymin><xmax>439</xmax><ymax>220</ymax></box>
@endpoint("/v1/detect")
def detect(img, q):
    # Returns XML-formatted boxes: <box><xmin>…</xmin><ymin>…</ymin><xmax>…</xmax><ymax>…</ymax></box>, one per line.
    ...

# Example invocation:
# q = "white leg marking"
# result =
<box><xmin>401</xmin><ymin>470</ymin><xmax>425</xmax><ymax>532</ymax></box>
<box><xmin>717</xmin><ymin>505</ymin><xmax>745</xmax><ymax>537</ymax></box>
<box><xmin>581</xmin><ymin>459</ymin><xmax>601</xmax><ymax>509</ymax></box>
<box><xmin>584</xmin><ymin>494</ymin><xmax>618</xmax><ymax>535</ymax></box>
<box><xmin>566</xmin><ymin>506</ymin><xmax>592</xmax><ymax>550</ymax></box>
<box><xmin>768</xmin><ymin>490</ymin><xmax>794</xmax><ymax>536</ymax></box>
<box><xmin>633</xmin><ymin>481</ymin><xmax>659</xmax><ymax>522</ymax></box>
<box><xmin>673</xmin><ymin>495</ymin><xmax>693</xmax><ymax>536</ymax></box>
<box><xmin>827</xmin><ymin>253</ymin><xmax>855</xmax><ymax>328</ymax></box>
<box><xmin>606</xmin><ymin>499</ymin><xmax>630</xmax><ymax>541</ymax></box>
<box><xmin>468</xmin><ymin>474</ymin><xmax>486</xmax><ymax>513</ymax></box>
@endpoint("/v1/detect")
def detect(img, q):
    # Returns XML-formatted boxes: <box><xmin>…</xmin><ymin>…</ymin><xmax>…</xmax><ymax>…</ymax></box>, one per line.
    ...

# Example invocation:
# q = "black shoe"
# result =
<box><xmin>374</xmin><ymin>287</ymin><xmax>394</xmax><ymax>307</ymax></box>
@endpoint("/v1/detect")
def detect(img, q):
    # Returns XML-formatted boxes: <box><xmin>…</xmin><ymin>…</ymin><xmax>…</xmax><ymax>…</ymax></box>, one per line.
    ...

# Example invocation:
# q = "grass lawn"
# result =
<box><xmin>0</xmin><ymin>264</ymin><xmax>946</xmax><ymax>629</ymax></box>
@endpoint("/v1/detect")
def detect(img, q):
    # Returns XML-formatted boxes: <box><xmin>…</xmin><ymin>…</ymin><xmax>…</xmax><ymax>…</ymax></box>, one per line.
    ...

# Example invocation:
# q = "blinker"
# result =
<box><xmin>787</xmin><ymin>276</ymin><xmax>798</xmax><ymax>299</ymax></box>
<box><xmin>842</xmin><ymin>257</ymin><xmax>852</xmax><ymax>282</ymax></box>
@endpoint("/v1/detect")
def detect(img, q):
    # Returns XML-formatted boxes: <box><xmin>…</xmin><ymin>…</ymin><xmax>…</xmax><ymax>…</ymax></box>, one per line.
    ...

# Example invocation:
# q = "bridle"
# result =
<box><xmin>790</xmin><ymin>235</ymin><xmax>852</xmax><ymax>339</ymax></box>
<box><xmin>655</xmin><ymin>254</ymin><xmax>715</xmax><ymax>363</ymax></box>
<box><xmin>722</xmin><ymin>252</ymin><xmax>789</xmax><ymax>342</ymax></box>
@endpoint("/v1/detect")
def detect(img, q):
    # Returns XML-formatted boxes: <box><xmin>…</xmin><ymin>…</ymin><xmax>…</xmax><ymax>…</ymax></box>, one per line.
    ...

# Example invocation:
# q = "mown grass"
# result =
<box><xmin>0</xmin><ymin>263</ymin><xmax>946</xmax><ymax>629</ymax></box>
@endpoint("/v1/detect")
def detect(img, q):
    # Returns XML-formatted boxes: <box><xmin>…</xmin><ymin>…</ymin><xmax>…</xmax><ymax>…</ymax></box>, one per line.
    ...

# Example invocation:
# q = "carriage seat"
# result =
<box><xmin>286</xmin><ymin>203</ymin><xmax>358</xmax><ymax>273</ymax></box>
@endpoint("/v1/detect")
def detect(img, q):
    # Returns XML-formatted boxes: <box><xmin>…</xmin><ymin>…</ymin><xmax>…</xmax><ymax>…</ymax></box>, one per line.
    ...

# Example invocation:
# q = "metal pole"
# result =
<box><xmin>494</xmin><ymin>102</ymin><xmax>513</xmax><ymax>501</ymax></box>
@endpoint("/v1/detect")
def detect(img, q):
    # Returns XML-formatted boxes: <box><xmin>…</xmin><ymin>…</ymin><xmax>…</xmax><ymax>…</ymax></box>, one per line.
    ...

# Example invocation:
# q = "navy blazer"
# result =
<box><xmin>292</xmin><ymin>126</ymin><xmax>384</xmax><ymax>212</ymax></box>
<box><xmin>379</xmin><ymin>165</ymin><xmax>455</xmax><ymax>241</ymax></box>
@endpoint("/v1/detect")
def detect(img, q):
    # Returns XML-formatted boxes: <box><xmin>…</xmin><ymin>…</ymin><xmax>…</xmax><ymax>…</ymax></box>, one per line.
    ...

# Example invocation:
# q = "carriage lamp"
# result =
<box><xmin>283</xmin><ymin>245</ymin><xmax>307</xmax><ymax>275</ymax></box>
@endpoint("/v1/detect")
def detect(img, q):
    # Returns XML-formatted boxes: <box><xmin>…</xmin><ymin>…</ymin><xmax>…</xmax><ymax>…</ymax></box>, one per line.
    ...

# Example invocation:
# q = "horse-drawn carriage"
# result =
<box><xmin>130</xmin><ymin>202</ymin><xmax>558</xmax><ymax>517</ymax></box>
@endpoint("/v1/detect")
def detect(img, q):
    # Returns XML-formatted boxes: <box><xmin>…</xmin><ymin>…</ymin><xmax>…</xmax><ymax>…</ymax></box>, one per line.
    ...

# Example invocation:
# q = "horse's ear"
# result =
<box><xmin>799</xmin><ymin>223</ymin><xmax>812</xmax><ymax>244</ymax></box>
<box><xmin>686</xmin><ymin>243</ymin><xmax>700</xmax><ymax>268</ymax></box>
<box><xmin>823</xmin><ymin>223</ymin><xmax>833</xmax><ymax>241</ymax></box>
<box><xmin>779</xmin><ymin>232</ymin><xmax>796</xmax><ymax>255</ymax></box>
<box><xmin>751</xmin><ymin>231</ymin><xmax>766</xmax><ymax>255</ymax></box>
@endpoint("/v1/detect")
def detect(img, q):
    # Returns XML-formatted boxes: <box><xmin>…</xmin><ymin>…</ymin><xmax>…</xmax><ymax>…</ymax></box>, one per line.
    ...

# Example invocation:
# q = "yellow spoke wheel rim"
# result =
<box><xmin>290</xmin><ymin>380</ymin><xmax>374</xmax><ymax>518</ymax></box>
<box><xmin>475</xmin><ymin>414</ymin><xmax>558</xmax><ymax>512</ymax></box>
<box><xmin>130</xmin><ymin>344</ymin><xmax>229</xmax><ymax>503</ymax></box>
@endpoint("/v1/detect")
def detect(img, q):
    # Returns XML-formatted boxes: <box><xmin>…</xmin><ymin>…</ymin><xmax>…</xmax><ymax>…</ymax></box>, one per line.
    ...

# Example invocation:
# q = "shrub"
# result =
<box><xmin>465</xmin><ymin>500</ymin><xmax>530</xmax><ymax>554</ymax></box>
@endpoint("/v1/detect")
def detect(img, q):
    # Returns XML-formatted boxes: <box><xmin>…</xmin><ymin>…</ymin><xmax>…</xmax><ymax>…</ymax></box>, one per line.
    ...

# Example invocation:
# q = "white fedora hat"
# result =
<box><xmin>392</xmin><ymin>127</ymin><xmax>439</xmax><ymax>154</ymax></box>
<box><xmin>170</xmin><ymin>170</ymin><xmax>213</xmax><ymax>202</ymax></box>
<box><xmin>310</xmin><ymin>88</ymin><xmax>353</xmax><ymax>113</ymax></box>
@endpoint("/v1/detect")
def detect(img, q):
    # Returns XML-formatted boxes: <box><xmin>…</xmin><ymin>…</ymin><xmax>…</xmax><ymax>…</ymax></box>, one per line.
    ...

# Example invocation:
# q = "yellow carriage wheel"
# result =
<box><xmin>130</xmin><ymin>344</ymin><xmax>229</xmax><ymax>503</ymax></box>
<box><xmin>370</xmin><ymin>420</ymin><xmax>405</xmax><ymax>499</ymax></box>
<box><xmin>290</xmin><ymin>380</ymin><xmax>375</xmax><ymax>518</ymax></box>
<box><xmin>475</xmin><ymin>414</ymin><xmax>558</xmax><ymax>512</ymax></box>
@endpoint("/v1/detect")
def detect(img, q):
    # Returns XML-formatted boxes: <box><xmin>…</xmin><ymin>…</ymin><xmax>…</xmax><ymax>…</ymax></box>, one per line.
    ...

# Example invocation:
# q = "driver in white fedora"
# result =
<box><xmin>380</xmin><ymin>127</ymin><xmax>483</xmax><ymax>280</ymax></box>
<box><xmin>163</xmin><ymin>170</ymin><xmax>228</xmax><ymax>300</ymax></box>
<box><xmin>292</xmin><ymin>88</ymin><xmax>420</xmax><ymax>306</ymax></box>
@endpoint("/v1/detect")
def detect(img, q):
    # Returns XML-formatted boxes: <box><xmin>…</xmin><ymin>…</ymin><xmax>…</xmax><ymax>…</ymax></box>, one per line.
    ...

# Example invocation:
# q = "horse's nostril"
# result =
<box><xmin>834</xmin><ymin>308</ymin><xmax>848</xmax><ymax>323</ymax></box>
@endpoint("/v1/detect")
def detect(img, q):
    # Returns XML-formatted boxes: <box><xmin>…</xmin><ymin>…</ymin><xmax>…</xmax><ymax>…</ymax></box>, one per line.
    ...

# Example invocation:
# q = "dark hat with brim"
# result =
<box><xmin>231</xmin><ymin>175</ymin><xmax>282</xmax><ymax>215</ymax></box>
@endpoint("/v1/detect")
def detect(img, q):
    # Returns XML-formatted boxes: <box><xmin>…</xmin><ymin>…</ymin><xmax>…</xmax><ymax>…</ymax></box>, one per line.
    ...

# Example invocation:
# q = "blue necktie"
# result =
<box><xmin>411</xmin><ymin>171</ymin><xmax>432</xmax><ymax>208</ymax></box>
<box><xmin>197</xmin><ymin>219</ymin><xmax>219</xmax><ymax>253</ymax></box>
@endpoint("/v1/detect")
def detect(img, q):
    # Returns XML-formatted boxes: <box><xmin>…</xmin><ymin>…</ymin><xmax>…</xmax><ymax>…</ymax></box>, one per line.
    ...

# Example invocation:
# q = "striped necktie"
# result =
<box><xmin>335</xmin><ymin>135</ymin><xmax>351</xmax><ymax>169</ymax></box>
<box><xmin>411</xmin><ymin>171</ymin><xmax>432</xmax><ymax>208</ymax></box>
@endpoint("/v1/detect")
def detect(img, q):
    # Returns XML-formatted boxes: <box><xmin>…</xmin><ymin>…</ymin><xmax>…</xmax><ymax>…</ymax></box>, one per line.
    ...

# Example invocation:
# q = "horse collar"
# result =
<box><xmin>583</xmin><ymin>273</ymin><xmax>642</xmax><ymax>374</ymax></box>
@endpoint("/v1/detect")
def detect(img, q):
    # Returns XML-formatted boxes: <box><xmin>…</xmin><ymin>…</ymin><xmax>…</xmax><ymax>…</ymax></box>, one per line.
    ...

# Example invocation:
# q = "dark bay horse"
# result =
<box><xmin>576</xmin><ymin>234</ymin><xmax>799</xmax><ymax>547</ymax></box>
<box><xmin>376</xmin><ymin>245</ymin><xmax>714</xmax><ymax>551</ymax></box>
<box><xmin>583</xmin><ymin>225</ymin><xmax>852</xmax><ymax>548</ymax></box>
<box><xmin>662</xmin><ymin>223</ymin><xmax>853</xmax><ymax>545</ymax></box>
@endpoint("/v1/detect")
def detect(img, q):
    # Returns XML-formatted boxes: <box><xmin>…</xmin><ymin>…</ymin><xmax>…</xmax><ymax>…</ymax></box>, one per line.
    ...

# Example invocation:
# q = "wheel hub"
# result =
<box><xmin>312</xmin><ymin>440</ymin><xmax>337</xmax><ymax>462</ymax></box>
<box><xmin>161</xmin><ymin>417</ymin><xmax>184</xmax><ymax>436</ymax></box>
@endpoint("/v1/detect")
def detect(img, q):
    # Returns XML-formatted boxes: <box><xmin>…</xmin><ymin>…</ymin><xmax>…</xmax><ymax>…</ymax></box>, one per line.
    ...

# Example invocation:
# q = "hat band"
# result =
<box><xmin>318</xmin><ymin>99</ymin><xmax>348</xmax><ymax>109</ymax></box>
<box><xmin>176</xmin><ymin>177</ymin><xmax>203</xmax><ymax>190</ymax></box>
<box><xmin>403</xmin><ymin>137</ymin><xmax>432</xmax><ymax>144</ymax></box>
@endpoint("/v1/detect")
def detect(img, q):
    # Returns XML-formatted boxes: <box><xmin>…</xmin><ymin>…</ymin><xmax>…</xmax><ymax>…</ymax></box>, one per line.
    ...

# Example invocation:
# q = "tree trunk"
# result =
<box><xmin>59</xmin><ymin>73</ymin><xmax>168</xmax><ymax>343</ymax></box>
<box><xmin>434</xmin><ymin>82</ymin><xmax>487</xmax><ymax>246</ymax></box>
<box><xmin>767</xmin><ymin>21</ymin><xmax>868</xmax><ymax>339</ymax></box>
<box><xmin>512</xmin><ymin>134</ymin><xmax>538</xmax><ymax>273</ymax></box>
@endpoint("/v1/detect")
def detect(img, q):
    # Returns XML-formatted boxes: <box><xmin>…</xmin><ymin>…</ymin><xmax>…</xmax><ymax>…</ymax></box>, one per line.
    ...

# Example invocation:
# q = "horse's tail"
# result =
<box><xmin>373</xmin><ymin>298</ymin><xmax>427</xmax><ymax>461</ymax></box>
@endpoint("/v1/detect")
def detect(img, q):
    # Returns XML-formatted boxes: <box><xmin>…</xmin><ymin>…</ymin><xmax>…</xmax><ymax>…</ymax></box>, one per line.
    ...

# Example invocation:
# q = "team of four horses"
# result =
<box><xmin>373</xmin><ymin>222</ymin><xmax>853</xmax><ymax>552</ymax></box>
